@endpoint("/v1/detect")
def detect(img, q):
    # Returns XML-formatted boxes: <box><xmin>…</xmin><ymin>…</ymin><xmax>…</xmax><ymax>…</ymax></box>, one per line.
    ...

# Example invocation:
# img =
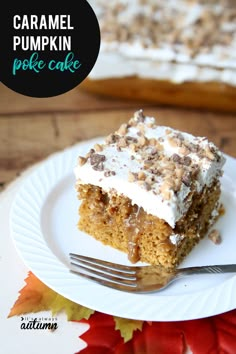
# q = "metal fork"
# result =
<box><xmin>69</xmin><ymin>253</ymin><xmax>236</xmax><ymax>293</ymax></box>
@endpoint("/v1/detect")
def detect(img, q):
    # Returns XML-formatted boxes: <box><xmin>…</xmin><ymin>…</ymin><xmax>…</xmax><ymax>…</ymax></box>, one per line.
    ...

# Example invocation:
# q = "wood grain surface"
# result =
<box><xmin>0</xmin><ymin>82</ymin><xmax>235</xmax><ymax>190</ymax></box>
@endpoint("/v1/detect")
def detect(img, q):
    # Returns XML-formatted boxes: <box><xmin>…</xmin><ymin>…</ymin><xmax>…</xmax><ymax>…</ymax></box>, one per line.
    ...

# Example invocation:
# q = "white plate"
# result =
<box><xmin>10</xmin><ymin>138</ymin><xmax>236</xmax><ymax>321</ymax></box>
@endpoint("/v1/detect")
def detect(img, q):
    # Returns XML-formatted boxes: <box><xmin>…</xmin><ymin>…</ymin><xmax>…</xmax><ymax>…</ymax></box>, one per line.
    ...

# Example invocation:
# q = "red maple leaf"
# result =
<box><xmin>182</xmin><ymin>311</ymin><xmax>236</xmax><ymax>354</ymax></box>
<box><xmin>78</xmin><ymin>310</ymin><xmax>236</xmax><ymax>354</ymax></box>
<box><xmin>78</xmin><ymin>312</ymin><xmax>123</xmax><ymax>354</ymax></box>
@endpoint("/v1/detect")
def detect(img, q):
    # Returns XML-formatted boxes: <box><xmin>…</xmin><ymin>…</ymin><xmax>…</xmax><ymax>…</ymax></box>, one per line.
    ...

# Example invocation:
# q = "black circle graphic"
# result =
<box><xmin>0</xmin><ymin>2</ymin><xmax>100</xmax><ymax>97</ymax></box>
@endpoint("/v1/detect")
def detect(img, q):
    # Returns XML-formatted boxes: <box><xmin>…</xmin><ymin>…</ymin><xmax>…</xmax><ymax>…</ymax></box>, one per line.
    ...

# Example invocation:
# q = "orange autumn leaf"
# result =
<box><xmin>8</xmin><ymin>271</ymin><xmax>94</xmax><ymax>321</ymax></box>
<box><xmin>8</xmin><ymin>271</ymin><xmax>55</xmax><ymax>317</ymax></box>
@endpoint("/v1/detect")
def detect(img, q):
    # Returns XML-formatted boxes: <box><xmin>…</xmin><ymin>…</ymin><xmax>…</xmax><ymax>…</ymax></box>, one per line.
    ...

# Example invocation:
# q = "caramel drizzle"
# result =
<box><xmin>125</xmin><ymin>206</ymin><xmax>144</xmax><ymax>263</ymax></box>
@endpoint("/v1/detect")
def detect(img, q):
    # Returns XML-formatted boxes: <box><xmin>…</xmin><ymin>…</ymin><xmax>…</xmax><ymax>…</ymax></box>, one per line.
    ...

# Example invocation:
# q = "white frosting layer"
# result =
<box><xmin>89</xmin><ymin>51</ymin><xmax>236</xmax><ymax>85</ymax></box>
<box><xmin>74</xmin><ymin>113</ymin><xmax>225</xmax><ymax>228</ymax></box>
<box><xmin>89</xmin><ymin>0</ymin><xmax>236</xmax><ymax>85</ymax></box>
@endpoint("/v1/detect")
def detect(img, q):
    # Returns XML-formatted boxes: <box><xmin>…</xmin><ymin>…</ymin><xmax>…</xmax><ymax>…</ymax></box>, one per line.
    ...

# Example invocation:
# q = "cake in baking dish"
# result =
<box><xmin>82</xmin><ymin>0</ymin><xmax>236</xmax><ymax>112</ymax></box>
<box><xmin>74</xmin><ymin>110</ymin><xmax>225</xmax><ymax>268</ymax></box>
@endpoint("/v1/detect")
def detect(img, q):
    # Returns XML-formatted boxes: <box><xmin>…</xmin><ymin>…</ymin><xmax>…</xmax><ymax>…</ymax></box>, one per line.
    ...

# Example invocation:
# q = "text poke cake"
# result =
<box><xmin>74</xmin><ymin>110</ymin><xmax>225</xmax><ymax>268</ymax></box>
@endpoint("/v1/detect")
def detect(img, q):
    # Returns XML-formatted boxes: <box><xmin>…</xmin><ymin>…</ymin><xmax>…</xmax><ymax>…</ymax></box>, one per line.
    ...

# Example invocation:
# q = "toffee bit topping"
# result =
<box><xmin>150</xmin><ymin>147</ymin><xmax>158</xmax><ymax>155</ymax></box>
<box><xmin>187</xmin><ymin>142</ymin><xmax>199</xmax><ymax>153</ymax></box>
<box><xmin>130</xmin><ymin>143</ymin><xmax>138</xmax><ymax>152</ymax></box>
<box><xmin>179</xmin><ymin>146</ymin><xmax>191</xmax><ymax>155</ymax></box>
<box><xmin>160</xmin><ymin>181</ymin><xmax>171</xmax><ymax>200</ymax></box>
<box><xmin>97</xmin><ymin>0</ymin><xmax>235</xmax><ymax>59</ymax></box>
<box><xmin>117</xmin><ymin>123</ymin><xmax>128</xmax><ymax>135</ymax></box>
<box><xmin>77</xmin><ymin>156</ymin><xmax>87</xmax><ymax>166</ymax></box>
<box><xmin>182</xmin><ymin>171</ymin><xmax>192</xmax><ymax>187</ymax></box>
<box><xmin>137</xmin><ymin>136</ymin><xmax>147</xmax><ymax>146</ymax></box>
<box><xmin>92</xmin><ymin>163</ymin><xmax>105</xmax><ymax>171</ymax></box>
<box><xmin>138</xmin><ymin>171</ymin><xmax>146</xmax><ymax>180</ymax></box>
<box><xmin>137</xmin><ymin>123</ymin><xmax>146</xmax><ymax>134</ymax></box>
<box><xmin>165</xmin><ymin>128</ymin><xmax>172</xmax><ymax>135</ymax></box>
<box><xmin>208</xmin><ymin>229</ymin><xmax>222</xmax><ymax>245</ymax></box>
<box><xmin>205</xmin><ymin>145</ymin><xmax>216</xmax><ymax>161</ymax></box>
<box><xmin>167</xmin><ymin>136</ymin><xmax>182</xmax><ymax>148</ymax></box>
<box><xmin>149</xmin><ymin>138</ymin><xmax>156</xmax><ymax>146</ymax></box>
<box><xmin>175</xmin><ymin>133</ymin><xmax>185</xmax><ymax>141</ymax></box>
<box><xmin>182</xmin><ymin>156</ymin><xmax>192</xmax><ymax>166</ymax></box>
<box><xmin>126</xmin><ymin>136</ymin><xmax>138</xmax><ymax>144</ymax></box>
<box><xmin>143</xmin><ymin>159</ymin><xmax>153</xmax><ymax>169</ymax></box>
<box><xmin>94</xmin><ymin>143</ymin><xmax>103</xmax><ymax>152</ymax></box>
<box><xmin>104</xmin><ymin>170</ymin><xmax>116</xmax><ymax>177</ymax></box>
<box><xmin>117</xmin><ymin>137</ymin><xmax>127</xmax><ymax>148</ymax></box>
<box><xmin>175</xmin><ymin>168</ymin><xmax>183</xmax><ymax>178</ymax></box>
<box><xmin>85</xmin><ymin>148</ymin><xmax>95</xmax><ymax>159</ymax></box>
<box><xmin>128</xmin><ymin>171</ymin><xmax>137</xmax><ymax>182</ymax></box>
<box><xmin>147</xmin><ymin>120</ymin><xmax>155</xmax><ymax>128</ymax></box>
<box><xmin>90</xmin><ymin>153</ymin><xmax>106</xmax><ymax>171</ymax></box>
<box><xmin>171</xmin><ymin>153</ymin><xmax>181</xmax><ymax>163</ymax></box>
<box><xmin>156</xmin><ymin>140</ymin><xmax>164</xmax><ymax>151</ymax></box>
<box><xmin>144</xmin><ymin>182</ymin><xmax>152</xmax><ymax>191</ymax></box>
<box><xmin>90</xmin><ymin>153</ymin><xmax>106</xmax><ymax>165</ymax></box>
<box><xmin>134</xmin><ymin>109</ymin><xmax>145</xmax><ymax>122</ymax></box>
<box><xmin>146</xmin><ymin>175</ymin><xmax>155</xmax><ymax>184</ymax></box>
<box><xmin>105</xmin><ymin>133</ymin><xmax>119</xmax><ymax>144</ymax></box>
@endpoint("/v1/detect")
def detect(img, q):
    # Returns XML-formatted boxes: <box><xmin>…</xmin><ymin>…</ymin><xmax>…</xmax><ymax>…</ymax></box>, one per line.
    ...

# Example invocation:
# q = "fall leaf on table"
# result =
<box><xmin>8</xmin><ymin>270</ymin><xmax>236</xmax><ymax>353</ymax></box>
<box><xmin>181</xmin><ymin>311</ymin><xmax>236</xmax><ymax>354</ymax></box>
<box><xmin>8</xmin><ymin>271</ymin><xmax>94</xmax><ymax>321</ymax></box>
<box><xmin>79</xmin><ymin>313</ymin><xmax>185</xmax><ymax>354</ymax></box>
<box><xmin>79</xmin><ymin>310</ymin><xmax>236</xmax><ymax>354</ymax></box>
<box><xmin>49</xmin><ymin>293</ymin><xmax>94</xmax><ymax>321</ymax></box>
<box><xmin>114</xmin><ymin>316</ymin><xmax>144</xmax><ymax>342</ymax></box>
<box><xmin>78</xmin><ymin>312</ymin><xmax>123</xmax><ymax>354</ymax></box>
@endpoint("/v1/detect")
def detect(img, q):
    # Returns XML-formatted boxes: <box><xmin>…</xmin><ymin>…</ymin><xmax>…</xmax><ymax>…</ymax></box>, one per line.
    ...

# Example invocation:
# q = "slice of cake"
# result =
<box><xmin>74</xmin><ymin>110</ymin><xmax>226</xmax><ymax>268</ymax></box>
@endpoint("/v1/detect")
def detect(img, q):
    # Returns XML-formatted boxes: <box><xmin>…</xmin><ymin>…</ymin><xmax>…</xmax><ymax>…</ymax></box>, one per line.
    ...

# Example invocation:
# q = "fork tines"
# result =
<box><xmin>69</xmin><ymin>253</ymin><xmax>138</xmax><ymax>291</ymax></box>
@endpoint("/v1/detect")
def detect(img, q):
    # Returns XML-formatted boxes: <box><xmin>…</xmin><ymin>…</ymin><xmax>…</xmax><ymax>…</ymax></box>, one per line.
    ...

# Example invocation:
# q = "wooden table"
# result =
<box><xmin>0</xmin><ymin>82</ymin><xmax>236</xmax><ymax>191</ymax></box>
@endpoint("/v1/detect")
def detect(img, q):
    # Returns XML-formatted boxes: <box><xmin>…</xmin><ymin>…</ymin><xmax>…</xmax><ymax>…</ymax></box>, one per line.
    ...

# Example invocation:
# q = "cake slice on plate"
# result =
<box><xmin>74</xmin><ymin>110</ymin><xmax>225</xmax><ymax>268</ymax></box>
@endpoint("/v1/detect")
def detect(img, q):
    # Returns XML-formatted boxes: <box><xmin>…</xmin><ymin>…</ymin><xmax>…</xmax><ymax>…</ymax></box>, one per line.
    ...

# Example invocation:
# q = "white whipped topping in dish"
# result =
<box><xmin>74</xmin><ymin>110</ymin><xmax>225</xmax><ymax>228</ymax></box>
<box><xmin>88</xmin><ymin>0</ymin><xmax>236</xmax><ymax>85</ymax></box>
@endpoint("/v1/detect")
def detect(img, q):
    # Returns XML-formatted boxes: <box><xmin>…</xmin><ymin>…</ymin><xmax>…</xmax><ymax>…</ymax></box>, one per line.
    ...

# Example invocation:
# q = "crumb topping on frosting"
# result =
<box><xmin>75</xmin><ymin>110</ymin><xmax>225</xmax><ymax>227</ymax></box>
<box><xmin>89</xmin><ymin>0</ymin><xmax>236</xmax><ymax>86</ymax></box>
<box><xmin>93</xmin><ymin>0</ymin><xmax>236</xmax><ymax>61</ymax></box>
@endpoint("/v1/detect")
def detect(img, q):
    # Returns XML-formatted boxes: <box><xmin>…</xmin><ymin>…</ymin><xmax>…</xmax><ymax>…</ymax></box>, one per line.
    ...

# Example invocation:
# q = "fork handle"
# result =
<box><xmin>177</xmin><ymin>264</ymin><xmax>236</xmax><ymax>277</ymax></box>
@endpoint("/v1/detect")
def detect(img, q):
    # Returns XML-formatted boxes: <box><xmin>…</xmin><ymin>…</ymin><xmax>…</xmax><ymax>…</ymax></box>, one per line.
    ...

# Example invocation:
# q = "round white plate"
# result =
<box><xmin>10</xmin><ymin>138</ymin><xmax>236</xmax><ymax>321</ymax></box>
